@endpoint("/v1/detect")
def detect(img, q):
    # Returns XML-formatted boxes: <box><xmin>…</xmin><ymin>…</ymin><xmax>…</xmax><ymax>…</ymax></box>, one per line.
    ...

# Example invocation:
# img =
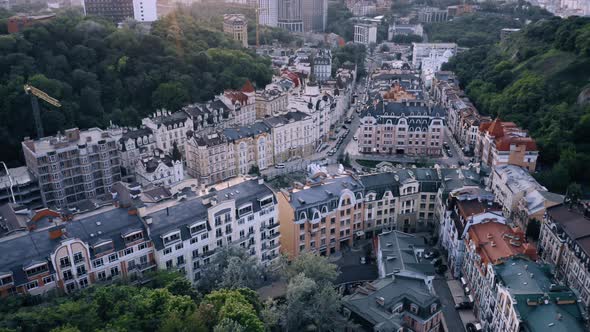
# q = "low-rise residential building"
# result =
<box><xmin>219</xmin><ymin>81</ymin><xmax>257</xmax><ymax>126</ymax></box>
<box><xmin>489</xmin><ymin>165</ymin><xmax>547</xmax><ymax>218</ymax></box>
<box><xmin>476</xmin><ymin>119</ymin><xmax>539</xmax><ymax>172</ymax></box>
<box><xmin>22</xmin><ymin>128</ymin><xmax>122</xmax><ymax>208</ymax></box>
<box><xmin>263</xmin><ymin>111</ymin><xmax>315</xmax><ymax>164</ymax></box>
<box><xmin>486</xmin><ymin>257</ymin><xmax>585</xmax><ymax>332</ymax></box>
<box><xmin>135</xmin><ymin>153</ymin><xmax>183</xmax><ymax>188</ymax></box>
<box><xmin>358</xmin><ymin>101</ymin><xmax>445</xmax><ymax>156</ymax></box>
<box><xmin>463</xmin><ymin>230</ymin><xmax>538</xmax><ymax>329</ymax></box>
<box><xmin>440</xmin><ymin>188</ymin><xmax>505</xmax><ymax>277</ymax></box>
<box><xmin>277</xmin><ymin>175</ymin><xmax>365</xmax><ymax>258</ymax></box>
<box><xmin>412</xmin><ymin>43</ymin><xmax>457</xmax><ymax>70</ymax></box>
<box><xmin>539</xmin><ymin>203</ymin><xmax>590</xmax><ymax>306</ymax></box>
<box><xmin>376</xmin><ymin>230</ymin><xmax>436</xmax><ymax>283</ymax></box>
<box><xmin>142</xmin><ymin>110</ymin><xmax>193</xmax><ymax>155</ymax></box>
<box><xmin>142</xmin><ymin>179</ymin><xmax>280</xmax><ymax>283</ymax></box>
<box><xmin>343</xmin><ymin>277</ymin><xmax>443</xmax><ymax>332</ymax></box>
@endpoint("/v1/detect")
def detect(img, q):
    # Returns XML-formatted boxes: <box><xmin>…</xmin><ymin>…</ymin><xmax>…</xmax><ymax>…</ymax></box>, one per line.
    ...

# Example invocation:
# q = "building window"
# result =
<box><xmin>430</xmin><ymin>303</ymin><xmax>437</xmax><ymax>313</ymax></box>
<box><xmin>42</xmin><ymin>275</ymin><xmax>54</xmax><ymax>284</ymax></box>
<box><xmin>177</xmin><ymin>256</ymin><xmax>185</xmax><ymax>266</ymax></box>
<box><xmin>175</xmin><ymin>243</ymin><xmax>183</xmax><ymax>251</ymax></box>
<box><xmin>124</xmin><ymin>247</ymin><xmax>134</xmax><ymax>256</ymax></box>
<box><xmin>110</xmin><ymin>266</ymin><xmax>120</xmax><ymax>277</ymax></box>
<box><xmin>73</xmin><ymin>252</ymin><xmax>84</xmax><ymax>265</ymax></box>
<box><xmin>26</xmin><ymin>280</ymin><xmax>39</xmax><ymax>290</ymax></box>
<box><xmin>410</xmin><ymin>304</ymin><xmax>419</xmax><ymax>314</ymax></box>
<box><xmin>93</xmin><ymin>258</ymin><xmax>104</xmax><ymax>268</ymax></box>
<box><xmin>79</xmin><ymin>278</ymin><xmax>89</xmax><ymax>289</ymax></box>
<box><xmin>166</xmin><ymin>260</ymin><xmax>173</xmax><ymax>270</ymax></box>
<box><xmin>76</xmin><ymin>265</ymin><xmax>87</xmax><ymax>276</ymax></box>
<box><xmin>97</xmin><ymin>271</ymin><xmax>106</xmax><ymax>281</ymax></box>
<box><xmin>63</xmin><ymin>270</ymin><xmax>73</xmax><ymax>281</ymax></box>
<box><xmin>138</xmin><ymin>242</ymin><xmax>148</xmax><ymax>251</ymax></box>
<box><xmin>108</xmin><ymin>253</ymin><xmax>118</xmax><ymax>263</ymax></box>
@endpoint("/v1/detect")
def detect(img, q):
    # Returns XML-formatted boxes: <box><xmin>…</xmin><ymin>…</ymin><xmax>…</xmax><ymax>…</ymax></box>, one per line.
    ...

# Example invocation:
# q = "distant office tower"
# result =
<box><xmin>259</xmin><ymin>0</ymin><xmax>278</xmax><ymax>27</ymax></box>
<box><xmin>83</xmin><ymin>0</ymin><xmax>156</xmax><ymax>22</ymax></box>
<box><xmin>223</xmin><ymin>14</ymin><xmax>248</xmax><ymax>48</ymax></box>
<box><xmin>354</xmin><ymin>22</ymin><xmax>377</xmax><ymax>45</ymax></box>
<box><xmin>301</xmin><ymin>0</ymin><xmax>327</xmax><ymax>32</ymax></box>
<box><xmin>278</xmin><ymin>0</ymin><xmax>303</xmax><ymax>32</ymax></box>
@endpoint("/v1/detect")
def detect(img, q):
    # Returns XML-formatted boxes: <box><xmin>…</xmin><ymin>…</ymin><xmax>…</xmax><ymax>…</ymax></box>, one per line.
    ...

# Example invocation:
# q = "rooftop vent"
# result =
<box><xmin>376</xmin><ymin>297</ymin><xmax>385</xmax><ymax>306</ymax></box>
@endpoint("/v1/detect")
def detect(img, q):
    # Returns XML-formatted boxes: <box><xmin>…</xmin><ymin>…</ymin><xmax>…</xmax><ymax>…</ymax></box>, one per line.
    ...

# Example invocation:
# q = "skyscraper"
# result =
<box><xmin>301</xmin><ymin>0</ymin><xmax>327</xmax><ymax>32</ymax></box>
<box><xmin>259</xmin><ymin>0</ymin><xmax>278</xmax><ymax>27</ymax></box>
<box><xmin>277</xmin><ymin>0</ymin><xmax>303</xmax><ymax>32</ymax></box>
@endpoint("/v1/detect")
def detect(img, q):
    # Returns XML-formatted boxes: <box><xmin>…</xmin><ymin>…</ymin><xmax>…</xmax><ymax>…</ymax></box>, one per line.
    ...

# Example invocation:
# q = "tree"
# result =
<box><xmin>286</xmin><ymin>252</ymin><xmax>339</xmax><ymax>284</ymax></box>
<box><xmin>172</xmin><ymin>141</ymin><xmax>183</xmax><ymax>161</ymax></box>
<box><xmin>565</xmin><ymin>182</ymin><xmax>583</xmax><ymax>206</ymax></box>
<box><xmin>202</xmin><ymin>289</ymin><xmax>264</xmax><ymax>332</ymax></box>
<box><xmin>198</xmin><ymin>246</ymin><xmax>266</xmax><ymax>292</ymax></box>
<box><xmin>248</xmin><ymin>165</ymin><xmax>260</xmax><ymax>176</ymax></box>
<box><xmin>152</xmin><ymin>82</ymin><xmax>190</xmax><ymax>112</ymax></box>
<box><xmin>213</xmin><ymin>318</ymin><xmax>246</xmax><ymax>332</ymax></box>
<box><xmin>282</xmin><ymin>274</ymin><xmax>344</xmax><ymax>331</ymax></box>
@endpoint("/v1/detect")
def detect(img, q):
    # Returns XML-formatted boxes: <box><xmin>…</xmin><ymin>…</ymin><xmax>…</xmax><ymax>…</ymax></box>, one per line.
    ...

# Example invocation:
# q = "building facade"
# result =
<box><xmin>489</xmin><ymin>165</ymin><xmax>546</xmax><ymax>218</ymax></box>
<box><xmin>83</xmin><ymin>0</ymin><xmax>156</xmax><ymax>22</ymax></box>
<box><xmin>135</xmin><ymin>154</ymin><xmax>183</xmax><ymax>187</ymax></box>
<box><xmin>223</xmin><ymin>14</ymin><xmax>248</xmax><ymax>48</ymax></box>
<box><xmin>263</xmin><ymin>111</ymin><xmax>315</xmax><ymax>164</ymax></box>
<box><xmin>357</xmin><ymin>101</ymin><xmax>445</xmax><ymax>156</ymax></box>
<box><xmin>353</xmin><ymin>22</ymin><xmax>377</xmax><ymax>45</ymax></box>
<box><xmin>22</xmin><ymin>128</ymin><xmax>122</xmax><ymax>208</ymax></box>
<box><xmin>277</xmin><ymin>0</ymin><xmax>303</xmax><ymax>32</ymax></box>
<box><xmin>475</xmin><ymin>119</ymin><xmax>539</xmax><ymax>172</ymax></box>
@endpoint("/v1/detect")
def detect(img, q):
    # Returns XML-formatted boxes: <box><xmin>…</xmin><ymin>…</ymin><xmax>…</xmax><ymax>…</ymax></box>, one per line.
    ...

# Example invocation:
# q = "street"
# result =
<box><xmin>434</xmin><ymin>277</ymin><xmax>466</xmax><ymax>332</ymax></box>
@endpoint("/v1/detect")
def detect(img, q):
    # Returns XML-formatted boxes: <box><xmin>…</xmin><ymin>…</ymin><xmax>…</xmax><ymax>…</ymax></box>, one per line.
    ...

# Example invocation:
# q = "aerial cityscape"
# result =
<box><xmin>0</xmin><ymin>0</ymin><xmax>589</xmax><ymax>331</ymax></box>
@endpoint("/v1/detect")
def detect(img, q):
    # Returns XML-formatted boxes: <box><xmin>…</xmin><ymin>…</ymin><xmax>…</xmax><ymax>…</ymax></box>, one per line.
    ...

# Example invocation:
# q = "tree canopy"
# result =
<box><xmin>0</xmin><ymin>10</ymin><xmax>272</xmax><ymax>166</ymax></box>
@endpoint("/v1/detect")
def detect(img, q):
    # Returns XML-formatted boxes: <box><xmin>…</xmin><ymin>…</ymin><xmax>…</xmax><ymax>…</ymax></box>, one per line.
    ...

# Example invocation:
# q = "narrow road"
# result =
<box><xmin>433</xmin><ymin>277</ymin><xmax>466</xmax><ymax>332</ymax></box>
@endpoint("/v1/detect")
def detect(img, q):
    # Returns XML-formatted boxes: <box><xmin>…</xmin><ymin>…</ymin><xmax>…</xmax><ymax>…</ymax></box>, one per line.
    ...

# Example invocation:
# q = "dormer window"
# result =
<box><xmin>259</xmin><ymin>195</ymin><xmax>273</xmax><ymax>208</ymax></box>
<box><xmin>189</xmin><ymin>221</ymin><xmax>207</xmax><ymax>235</ymax></box>
<box><xmin>123</xmin><ymin>230</ymin><xmax>143</xmax><ymax>244</ymax></box>
<box><xmin>299</xmin><ymin>211</ymin><xmax>307</xmax><ymax>221</ymax></box>
<box><xmin>0</xmin><ymin>273</ymin><xmax>13</xmax><ymax>286</ymax></box>
<box><xmin>430</xmin><ymin>303</ymin><xmax>437</xmax><ymax>313</ymax></box>
<box><xmin>238</xmin><ymin>204</ymin><xmax>253</xmax><ymax>217</ymax></box>
<box><xmin>25</xmin><ymin>263</ymin><xmax>49</xmax><ymax>278</ymax></box>
<box><xmin>163</xmin><ymin>231</ymin><xmax>181</xmax><ymax>245</ymax></box>
<box><xmin>410</xmin><ymin>304</ymin><xmax>419</xmax><ymax>314</ymax></box>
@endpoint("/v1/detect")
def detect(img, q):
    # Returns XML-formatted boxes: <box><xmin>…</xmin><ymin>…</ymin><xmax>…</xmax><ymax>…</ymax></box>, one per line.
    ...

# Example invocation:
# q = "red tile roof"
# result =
<box><xmin>241</xmin><ymin>80</ymin><xmax>255</xmax><ymax>93</ymax></box>
<box><xmin>468</xmin><ymin>222</ymin><xmax>536</xmax><ymax>265</ymax></box>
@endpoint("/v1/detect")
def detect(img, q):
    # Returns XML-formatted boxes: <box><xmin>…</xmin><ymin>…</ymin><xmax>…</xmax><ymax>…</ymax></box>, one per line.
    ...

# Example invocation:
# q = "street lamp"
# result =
<box><xmin>0</xmin><ymin>161</ymin><xmax>16</xmax><ymax>204</ymax></box>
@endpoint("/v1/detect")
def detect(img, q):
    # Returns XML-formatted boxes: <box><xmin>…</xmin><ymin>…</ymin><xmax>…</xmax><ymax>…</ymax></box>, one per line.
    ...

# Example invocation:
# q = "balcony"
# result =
<box><xmin>268</xmin><ymin>231</ymin><xmax>280</xmax><ymax>240</ymax></box>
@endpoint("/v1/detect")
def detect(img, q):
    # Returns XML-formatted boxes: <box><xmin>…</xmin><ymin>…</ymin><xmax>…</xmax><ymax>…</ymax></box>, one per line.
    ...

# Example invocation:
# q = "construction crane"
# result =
<box><xmin>24</xmin><ymin>84</ymin><xmax>62</xmax><ymax>139</ymax></box>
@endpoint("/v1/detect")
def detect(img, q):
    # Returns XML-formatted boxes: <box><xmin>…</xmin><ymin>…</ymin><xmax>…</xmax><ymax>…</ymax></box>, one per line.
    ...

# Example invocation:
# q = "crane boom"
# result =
<box><xmin>24</xmin><ymin>84</ymin><xmax>62</xmax><ymax>139</ymax></box>
<box><xmin>24</xmin><ymin>84</ymin><xmax>62</xmax><ymax>107</ymax></box>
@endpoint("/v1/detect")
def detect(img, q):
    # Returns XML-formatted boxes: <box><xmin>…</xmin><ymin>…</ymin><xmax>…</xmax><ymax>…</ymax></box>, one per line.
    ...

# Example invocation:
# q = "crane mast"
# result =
<box><xmin>24</xmin><ymin>84</ymin><xmax>62</xmax><ymax>139</ymax></box>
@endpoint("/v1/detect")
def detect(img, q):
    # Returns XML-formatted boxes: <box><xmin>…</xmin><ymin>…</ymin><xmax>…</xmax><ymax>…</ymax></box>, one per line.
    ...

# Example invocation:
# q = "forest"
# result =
<box><xmin>443</xmin><ymin>16</ymin><xmax>590</xmax><ymax>192</ymax></box>
<box><xmin>0</xmin><ymin>249</ymin><xmax>348</xmax><ymax>332</ymax></box>
<box><xmin>0</xmin><ymin>10</ymin><xmax>273</xmax><ymax>166</ymax></box>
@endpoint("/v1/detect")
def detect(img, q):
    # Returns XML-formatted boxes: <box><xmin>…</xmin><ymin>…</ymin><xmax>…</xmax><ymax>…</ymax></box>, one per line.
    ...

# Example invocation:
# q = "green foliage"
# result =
<box><xmin>202</xmin><ymin>289</ymin><xmax>264</xmax><ymax>332</ymax></box>
<box><xmin>333</xmin><ymin>43</ymin><xmax>367</xmax><ymax>78</ymax></box>
<box><xmin>390</xmin><ymin>34</ymin><xmax>423</xmax><ymax>44</ymax></box>
<box><xmin>444</xmin><ymin>16</ymin><xmax>590</xmax><ymax>192</ymax></box>
<box><xmin>326</xmin><ymin>0</ymin><xmax>354</xmax><ymax>41</ymax></box>
<box><xmin>0</xmin><ymin>11</ymin><xmax>272</xmax><ymax>166</ymax></box>
<box><xmin>287</xmin><ymin>252</ymin><xmax>339</xmax><ymax>284</ymax></box>
<box><xmin>198</xmin><ymin>246</ymin><xmax>266</xmax><ymax>293</ymax></box>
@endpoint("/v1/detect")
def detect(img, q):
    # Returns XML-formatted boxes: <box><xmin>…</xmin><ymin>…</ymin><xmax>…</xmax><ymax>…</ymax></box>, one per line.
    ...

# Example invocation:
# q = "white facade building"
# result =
<box><xmin>411</xmin><ymin>43</ymin><xmax>457</xmax><ymax>69</ymax></box>
<box><xmin>132</xmin><ymin>0</ymin><xmax>157</xmax><ymax>22</ymax></box>
<box><xmin>354</xmin><ymin>22</ymin><xmax>377</xmax><ymax>45</ymax></box>
<box><xmin>259</xmin><ymin>0</ymin><xmax>279</xmax><ymax>27</ymax></box>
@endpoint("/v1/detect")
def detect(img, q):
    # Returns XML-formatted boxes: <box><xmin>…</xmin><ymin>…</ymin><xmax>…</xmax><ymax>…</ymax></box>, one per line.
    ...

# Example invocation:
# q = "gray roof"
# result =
<box><xmin>546</xmin><ymin>204</ymin><xmax>590</xmax><ymax>257</ymax></box>
<box><xmin>223</xmin><ymin>122</ymin><xmax>270</xmax><ymax>142</ymax></box>
<box><xmin>263</xmin><ymin>111</ymin><xmax>310</xmax><ymax>127</ymax></box>
<box><xmin>343</xmin><ymin>277</ymin><xmax>440</xmax><ymax>331</ymax></box>
<box><xmin>494</xmin><ymin>257</ymin><xmax>553</xmax><ymax>294</ymax></box>
<box><xmin>145</xmin><ymin>180</ymin><xmax>274</xmax><ymax>250</ymax></box>
<box><xmin>290</xmin><ymin>176</ymin><xmax>364</xmax><ymax>211</ymax></box>
<box><xmin>379</xmin><ymin>231</ymin><xmax>435</xmax><ymax>277</ymax></box>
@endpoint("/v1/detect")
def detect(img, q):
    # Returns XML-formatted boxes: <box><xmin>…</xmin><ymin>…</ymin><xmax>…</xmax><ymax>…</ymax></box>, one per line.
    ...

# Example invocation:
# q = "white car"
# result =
<box><xmin>275</xmin><ymin>163</ymin><xmax>285</xmax><ymax>169</ymax></box>
<box><xmin>353</xmin><ymin>136</ymin><xmax>358</xmax><ymax>141</ymax></box>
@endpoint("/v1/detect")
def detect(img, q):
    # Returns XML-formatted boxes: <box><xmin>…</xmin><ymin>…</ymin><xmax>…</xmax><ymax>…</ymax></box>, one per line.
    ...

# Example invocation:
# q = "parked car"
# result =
<box><xmin>353</xmin><ymin>136</ymin><xmax>358</xmax><ymax>141</ymax></box>
<box><xmin>275</xmin><ymin>163</ymin><xmax>285</xmax><ymax>169</ymax></box>
<box><xmin>458</xmin><ymin>161</ymin><xmax>465</xmax><ymax>166</ymax></box>
<box><xmin>455</xmin><ymin>301</ymin><xmax>472</xmax><ymax>310</ymax></box>
<box><xmin>466</xmin><ymin>322</ymin><xmax>482</xmax><ymax>332</ymax></box>
<box><xmin>360</xmin><ymin>257</ymin><xmax>366</xmax><ymax>264</ymax></box>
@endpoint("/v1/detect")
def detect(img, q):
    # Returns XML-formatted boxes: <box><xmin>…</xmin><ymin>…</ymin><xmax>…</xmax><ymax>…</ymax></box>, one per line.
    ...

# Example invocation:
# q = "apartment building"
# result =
<box><xmin>277</xmin><ymin>175</ymin><xmax>365</xmax><ymax>258</ymax></box>
<box><xmin>312</xmin><ymin>49</ymin><xmax>332</xmax><ymax>82</ymax></box>
<box><xmin>135</xmin><ymin>154</ymin><xmax>184</xmax><ymax>187</ymax></box>
<box><xmin>475</xmin><ymin>119</ymin><xmax>539</xmax><ymax>172</ymax></box>
<box><xmin>360</xmin><ymin>168</ymin><xmax>441</xmax><ymax>234</ymax></box>
<box><xmin>343</xmin><ymin>277</ymin><xmax>443</xmax><ymax>332</ymax></box>
<box><xmin>353</xmin><ymin>22</ymin><xmax>377</xmax><ymax>45</ymax></box>
<box><xmin>539</xmin><ymin>203</ymin><xmax>590</xmax><ymax>306</ymax></box>
<box><xmin>263</xmin><ymin>111</ymin><xmax>315</xmax><ymax>164</ymax></box>
<box><xmin>142</xmin><ymin>179</ymin><xmax>280</xmax><ymax>283</ymax></box>
<box><xmin>301</xmin><ymin>0</ymin><xmax>327</xmax><ymax>32</ymax></box>
<box><xmin>117</xmin><ymin>127</ymin><xmax>156</xmax><ymax>180</ymax></box>
<box><xmin>22</xmin><ymin>128</ymin><xmax>122</xmax><ymax>208</ymax></box>
<box><xmin>289</xmin><ymin>82</ymin><xmax>334</xmax><ymax>144</ymax></box>
<box><xmin>277</xmin><ymin>0</ymin><xmax>303</xmax><ymax>32</ymax></box>
<box><xmin>218</xmin><ymin>81</ymin><xmax>258</xmax><ymax>127</ymax></box>
<box><xmin>0</xmin><ymin>206</ymin><xmax>155</xmax><ymax>297</ymax></box>
<box><xmin>489</xmin><ymin>165</ymin><xmax>547</xmax><ymax>218</ymax></box>
<box><xmin>440</xmin><ymin>189</ymin><xmax>505</xmax><ymax>277</ymax></box>
<box><xmin>223</xmin><ymin>14</ymin><xmax>248</xmax><ymax>48</ymax></box>
<box><xmin>142</xmin><ymin>111</ymin><xmax>193</xmax><ymax>155</ymax></box>
<box><xmin>388</xmin><ymin>23</ymin><xmax>424</xmax><ymax>40</ymax></box>
<box><xmin>259</xmin><ymin>0</ymin><xmax>278</xmax><ymax>27</ymax></box>
<box><xmin>255</xmin><ymin>84</ymin><xmax>289</xmax><ymax>118</ymax></box>
<box><xmin>514</xmin><ymin>189</ymin><xmax>562</xmax><ymax>233</ymax></box>
<box><xmin>185</xmin><ymin>122</ymin><xmax>273</xmax><ymax>186</ymax></box>
<box><xmin>357</xmin><ymin>101</ymin><xmax>445</xmax><ymax>156</ymax></box>
<box><xmin>417</xmin><ymin>7</ymin><xmax>448</xmax><ymax>23</ymax></box>
<box><xmin>484</xmin><ymin>258</ymin><xmax>585</xmax><ymax>332</ymax></box>
<box><xmin>462</xmin><ymin>227</ymin><xmax>538</xmax><ymax>328</ymax></box>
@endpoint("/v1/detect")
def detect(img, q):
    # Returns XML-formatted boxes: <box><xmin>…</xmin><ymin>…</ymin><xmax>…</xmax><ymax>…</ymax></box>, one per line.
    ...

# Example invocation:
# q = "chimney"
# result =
<box><xmin>376</xmin><ymin>297</ymin><xmax>385</xmax><ymax>306</ymax></box>
<box><xmin>49</xmin><ymin>225</ymin><xmax>65</xmax><ymax>240</ymax></box>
